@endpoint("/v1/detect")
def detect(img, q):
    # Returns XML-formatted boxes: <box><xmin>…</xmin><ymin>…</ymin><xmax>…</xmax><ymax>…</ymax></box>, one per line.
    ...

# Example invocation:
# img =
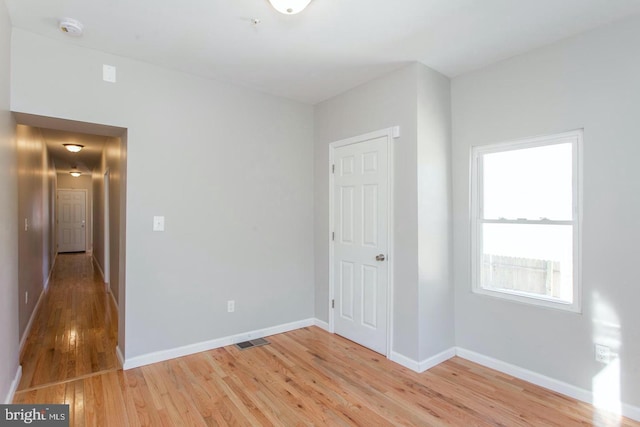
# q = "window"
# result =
<box><xmin>471</xmin><ymin>130</ymin><xmax>582</xmax><ymax>312</ymax></box>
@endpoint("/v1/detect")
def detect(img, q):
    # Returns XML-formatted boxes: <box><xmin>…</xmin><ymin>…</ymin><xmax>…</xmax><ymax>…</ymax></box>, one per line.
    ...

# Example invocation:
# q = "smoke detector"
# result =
<box><xmin>59</xmin><ymin>18</ymin><xmax>84</xmax><ymax>36</ymax></box>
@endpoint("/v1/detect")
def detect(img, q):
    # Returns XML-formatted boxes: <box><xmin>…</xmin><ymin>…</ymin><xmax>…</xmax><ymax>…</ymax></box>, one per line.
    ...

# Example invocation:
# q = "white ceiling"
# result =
<box><xmin>5</xmin><ymin>0</ymin><xmax>640</xmax><ymax>104</ymax></box>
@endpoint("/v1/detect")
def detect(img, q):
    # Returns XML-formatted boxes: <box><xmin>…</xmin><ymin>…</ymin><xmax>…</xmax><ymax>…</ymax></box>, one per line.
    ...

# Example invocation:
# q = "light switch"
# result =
<box><xmin>103</xmin><ymin>64</ymin><xmax>117</xmax><ymax>83</ymax></box>
<box><xmin>153</xmin><ymin>216</ymin><xmax>165</xmax><ymax>232</ymax></box>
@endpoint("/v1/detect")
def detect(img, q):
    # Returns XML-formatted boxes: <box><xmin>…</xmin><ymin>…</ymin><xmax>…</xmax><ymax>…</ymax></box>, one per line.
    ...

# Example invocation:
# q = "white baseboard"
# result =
<box><xmin>456</xmin><ymin>347</ymin><xmax>640</xmax><ymax>422</ymax></box>
<box><xmin>4</xmin><ymin>365</ymin><xmax>22</xmax><ymax>404</ymax></box>
<box><xmin>19</xmin><ymin>288</ymin><xmax>46</xmax><ymax>354</ymax></box>
<box><xmin>92</xmin><ymin>255</ymin><xmax>117</xmax><ymax>310</ymax></box>
<box><xmin>123</xmin><ymin>318</ymin><xmax>316</xmax><ymax>370</ymax></box>
<box><xmin>313</xmin><ymin>318</ymin><xmax>330</xmax><ymax>332</ymax></box>
<box><xmin>20</xmin><ymin>255</ymin><xmax>58</xmax><ymax>352</ymax></box>
<box><xmin>419</xmin><ymin>347</ymin><xmax>457</xmax><ymax>372</ymax></box>
<box><xmin>92</xmin><ymin>255</ymin><xmax>105</xmax><ymax>282</ymax></box>
<box><xmin>108</xmin><ymin>288</ymin><xmax>118</xmax><ymax>311</ymax></box>
<box><xmin>116</xmin><ymin>346</ymin><xmax>124</xmax><ymax>368</ymax></box>
<box><xmin>390</xmin><ymin>351</ymin><xmax>422</xmax><ymax>372</ymax></box>
<box><xmin>623</xmin><ymin>403</ymin><xmax>640</xmax><ymax>422</ymax></box>
<box><xmin>390</xmin><ymin>347</ymin><xmax>456</xmax><ymax>373</ymax></box>
<box><xmin>44</xmin><ymin>253</ymin><xmax>57</xmax><ymax>291</ymax></box>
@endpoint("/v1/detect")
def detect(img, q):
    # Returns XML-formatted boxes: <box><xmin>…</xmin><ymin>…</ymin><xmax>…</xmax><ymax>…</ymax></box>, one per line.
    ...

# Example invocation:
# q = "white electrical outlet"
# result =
<box><xmin>227</xmin><ymin>300</ymin><xmax>235</xmax><ymax>313</ymax></box>
<box><xmin>25</xmin><ymin>291</ymin><xmax>28</xmax><ymax>304</ymax></box>
<box><xmin>595</xmin><ymin>344</ymin><xmax>611</xmax><ymax>364</ymax></box>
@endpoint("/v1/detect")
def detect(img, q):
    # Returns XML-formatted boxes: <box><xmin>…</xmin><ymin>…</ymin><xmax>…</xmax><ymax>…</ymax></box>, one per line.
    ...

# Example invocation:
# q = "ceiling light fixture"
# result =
<box><xmin>268</xmin><ymin>0</ymin><xmax>312</xmax><ymax>15</ymax></box>
<box><xmin>63</xmin><ymin>144</ymin><xmax>84</xmax><ymax>153</ymax></box>
<box><xmin>69</xmin><ymin>168</ymin><xmax>82</xmax><ymax>178</ymax></box>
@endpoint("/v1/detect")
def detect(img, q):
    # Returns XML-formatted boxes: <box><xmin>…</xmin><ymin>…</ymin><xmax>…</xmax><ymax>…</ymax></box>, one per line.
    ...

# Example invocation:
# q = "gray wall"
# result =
<box><xmin>16</xmin><ymin>125</ymin><xmax>56</xmax><ymax>339</ymax></box>
<box><xmin>92</xmin><ymin>163</ymin><xmax>105</xmax><ymax>284</ymax></box>
<box><xmin>417</xmin><ymin>65</ymin><xmax>454</xmax><ymax>360</ymax></box>
<box><xmin>452</xmin><ymin>15</ymin><xmax>640</xmax><ymax>407</ymax></box>
<box><xmin>0</xmin><ymin>0</ymin><xmax>19</xmax><ymax>404</ymax></box>
<box><xmin>11</xmin><ymin>28</ymin><xmax>314</xmax><ymax>360</ymax></box>
<box><xmin>92</xmin><ymin>136</ymin><xmax>125</xmax><ymax>313</ymax></box>
<box><xmin>57</xmin><ymin>173</ymin><xmax>93</xmax><ymax>253</ymax></box>
<box><xmin>314</xmin><ymin>63</ymin><xmax>453</xmax><ymax>362</ymax></box>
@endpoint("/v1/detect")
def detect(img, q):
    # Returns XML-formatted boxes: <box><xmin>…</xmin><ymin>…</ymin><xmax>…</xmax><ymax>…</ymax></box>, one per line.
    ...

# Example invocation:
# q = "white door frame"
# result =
<box><xmin>328</xmin><ymin>127</ymin><xmax>396</xmax><ymax>358</ymax></box>
<box><xmin>104</xmin><ymin>169</ymin><xmax>110</xmax><ymax>288</ymax></box>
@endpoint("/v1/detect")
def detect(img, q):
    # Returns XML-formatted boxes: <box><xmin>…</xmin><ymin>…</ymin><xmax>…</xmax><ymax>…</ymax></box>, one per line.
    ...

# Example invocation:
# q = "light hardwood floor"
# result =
<box><xmin>18</xmin><ymin>253</ymin><xmax>119</xmax><ymax>390</ymax></box>
<box><xmin>14</xmin><ymin>255</ymin><xmax>638</xmax><ymax>426</ymax></box>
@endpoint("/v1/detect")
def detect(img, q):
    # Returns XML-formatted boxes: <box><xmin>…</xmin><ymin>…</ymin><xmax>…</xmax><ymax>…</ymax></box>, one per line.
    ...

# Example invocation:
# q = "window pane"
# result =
<box><xmin>483</xmin><ymin>143</ymin><xmax>573</xmax><ymax>220</ymax></box>
<box><xmin>481</xmin><ymin>223</ymin><xmax>573</xmax><ymax>303</ymax></box>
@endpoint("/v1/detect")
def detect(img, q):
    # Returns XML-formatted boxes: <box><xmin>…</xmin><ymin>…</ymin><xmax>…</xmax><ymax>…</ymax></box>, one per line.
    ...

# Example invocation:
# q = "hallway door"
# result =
<box><xmin>57</xmin><ymin>189</ymin><xmax>87</xmax><ymax>253</ymax></box>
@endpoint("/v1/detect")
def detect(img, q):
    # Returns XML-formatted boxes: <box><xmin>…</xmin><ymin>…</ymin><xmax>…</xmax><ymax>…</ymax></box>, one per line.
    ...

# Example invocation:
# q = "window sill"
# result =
<box><xmin>472</xmin><ymin>287</ymin><xmax>581</xmax><ymax>313</ymax></box>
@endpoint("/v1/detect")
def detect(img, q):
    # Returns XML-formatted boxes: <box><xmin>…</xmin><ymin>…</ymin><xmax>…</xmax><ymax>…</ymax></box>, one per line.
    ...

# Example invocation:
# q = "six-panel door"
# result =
<box><xmin>333</xmin><ymin>135</ymin><xmax>388</xmax><ymax>355</ymax></box>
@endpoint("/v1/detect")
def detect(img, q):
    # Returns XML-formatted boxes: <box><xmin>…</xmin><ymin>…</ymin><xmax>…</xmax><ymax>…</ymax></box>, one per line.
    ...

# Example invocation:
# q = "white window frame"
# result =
<box><xmin>470</xmin><ymin>130</ymin><xmax>583</xmax><ymax>313</ymax></box>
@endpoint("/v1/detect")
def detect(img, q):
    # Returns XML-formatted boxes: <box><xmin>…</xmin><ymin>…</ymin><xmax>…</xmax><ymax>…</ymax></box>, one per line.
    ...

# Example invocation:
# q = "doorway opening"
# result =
<box><xmin>13</xmin><ymin>112</ymin><xmax>127</xmax><ymax>392</ymax></box>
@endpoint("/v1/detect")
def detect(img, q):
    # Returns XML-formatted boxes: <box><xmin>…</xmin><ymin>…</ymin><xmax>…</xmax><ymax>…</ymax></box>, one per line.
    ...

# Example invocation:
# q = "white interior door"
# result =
<box><xmin>332</xmin><ymin>133</ymin><xmax>389</xmax><ymax>355</ymax></box>
<box><xmin>58</xmin><ymin>189</ymin><xmax>87</xmax><ymax>253</ymax></box>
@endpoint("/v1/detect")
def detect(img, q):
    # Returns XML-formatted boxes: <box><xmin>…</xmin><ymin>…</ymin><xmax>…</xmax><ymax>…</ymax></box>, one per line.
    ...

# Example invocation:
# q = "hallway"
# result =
<box><xmin>16</xmin><ymin>253</ymin><xmax>119</xmax><ymax>392</ymax></box>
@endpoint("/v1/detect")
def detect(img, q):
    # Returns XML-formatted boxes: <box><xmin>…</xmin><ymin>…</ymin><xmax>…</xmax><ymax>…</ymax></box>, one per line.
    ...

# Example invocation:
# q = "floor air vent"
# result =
<box><xmin>235</xmin><ymin>337</ymin><xmax>270</xmax><ymax>350</ymax></box>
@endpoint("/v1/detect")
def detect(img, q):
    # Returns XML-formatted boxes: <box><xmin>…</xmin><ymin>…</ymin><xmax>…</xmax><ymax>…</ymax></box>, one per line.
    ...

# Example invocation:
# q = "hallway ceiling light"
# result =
<box><xmin>268</xmin><ymin>0</ymin><xmax>312</xmax><ymax>14</ymax></box>
<box><xmin>64</xmin><ymin>144</ymin><xmax>84</xmax><ymax>153</ymax></box>
<box><xmin>70</xmin><ymin>168</ymin><xmax>82</xmax><ymax>178</ymax></box>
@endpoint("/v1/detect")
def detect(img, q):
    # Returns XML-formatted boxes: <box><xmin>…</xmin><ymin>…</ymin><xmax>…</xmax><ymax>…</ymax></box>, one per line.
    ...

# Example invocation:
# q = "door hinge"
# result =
<box><xmin>332</xmin><ymin>164</ymin><xmax>335</xmax><ymax>174</ymax></box>
<box><xmin>331</xmin><ymin>299</ymin><xmax>335</xmax><ymax>309</ymax></box>
<box><xmin>332</xmin><ymin>231</ymin><xmax>335</xmax><ymax>241</ymax></box>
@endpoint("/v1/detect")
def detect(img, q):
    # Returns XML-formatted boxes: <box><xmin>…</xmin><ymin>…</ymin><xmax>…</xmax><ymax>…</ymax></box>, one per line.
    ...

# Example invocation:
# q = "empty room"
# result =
<box><xmin>0</xmin><ymin>0</ymin><xmax>639</xmax><ymax>425</ymax></box>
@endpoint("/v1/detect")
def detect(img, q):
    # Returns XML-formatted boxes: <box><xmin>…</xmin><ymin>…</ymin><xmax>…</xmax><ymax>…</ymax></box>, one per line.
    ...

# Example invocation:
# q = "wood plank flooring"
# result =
<box><xmin>15</xmin><ymin>328</ymin><xmax>638</xmax><ymax>426</ymax></box>
<box><xmin>14</xmin><ymin>254</ymin><xmax>638</xmax><ymax>425</ymax></box>
<box><xmin>18</xmin><ymin>253</ymin><xmax>119</xmax><ymax>390</ymax></box>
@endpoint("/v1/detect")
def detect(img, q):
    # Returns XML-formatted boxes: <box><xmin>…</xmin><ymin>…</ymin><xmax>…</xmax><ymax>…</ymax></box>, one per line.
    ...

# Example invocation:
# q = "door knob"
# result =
<box><xmin>376</xmin><ymin>254</ymin><xmax>386</xmax><ymax>261</ymax></box>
